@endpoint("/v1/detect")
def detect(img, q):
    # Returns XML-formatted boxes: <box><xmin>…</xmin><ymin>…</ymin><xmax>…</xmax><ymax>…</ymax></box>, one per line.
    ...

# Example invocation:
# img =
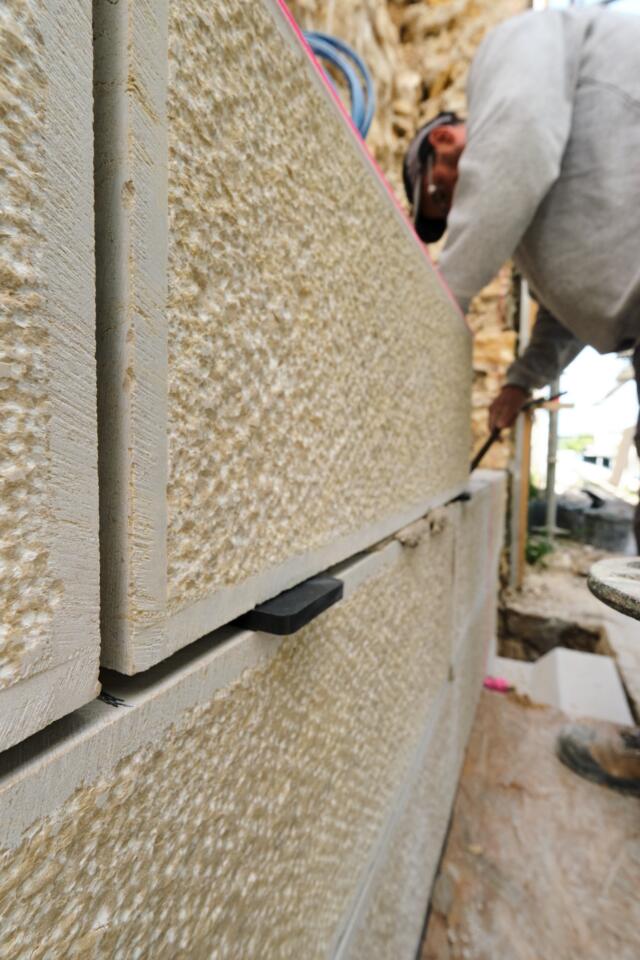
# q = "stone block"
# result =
<box><xmin>335</xmin><ymin>571</ymin><xmax>496</xmax><ymax>960</ymax></box>
<box><xmin>0</xmin><ymin>0</ymin><xmax>98</xmax><ymax>750</ymax></box>
<box><xmin>334</xmin><ymin>474</ymin><xmax>506</xmax><ymax>959</ymax></box>
<box><xmin>94</xmin><ymin>0</ymin><xmax>471</xmax><ymax>673</ymax></box>
<box><xmin>0</xmin><ymin>505</ymin><xmax>456</xmax><ymax>957</ymax></box>
<box><xmin>0</xmin><ymin>473</ymin><xmax>508</xmax><ymax>956</ymax></box>
<box><xmin>339</xmin><ymin>683</ymin><xmax>458</xmax><ymax>960</ymax></box>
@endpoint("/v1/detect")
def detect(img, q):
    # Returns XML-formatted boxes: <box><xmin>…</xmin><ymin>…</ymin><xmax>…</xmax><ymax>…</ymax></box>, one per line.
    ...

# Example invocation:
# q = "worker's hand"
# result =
<box><xmin>488</xmin><ymin>385</ymin><xmax>529</xmax><ymax>432</ymax></box>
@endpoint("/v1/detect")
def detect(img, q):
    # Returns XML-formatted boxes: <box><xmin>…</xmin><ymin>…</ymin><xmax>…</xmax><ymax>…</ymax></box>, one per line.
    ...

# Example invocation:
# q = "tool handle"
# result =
<box><xmin>470</xmin><ymin>392</ymin><xmax>567</xmax><ymax>472</ymax></box>
<box><xmin>470</xmin><ymin>427</ymin><xmax>501</xmax><ymax>472</ymax></box>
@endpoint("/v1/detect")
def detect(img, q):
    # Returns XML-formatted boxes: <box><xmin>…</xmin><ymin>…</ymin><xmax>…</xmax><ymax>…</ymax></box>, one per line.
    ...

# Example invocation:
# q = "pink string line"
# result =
<box><xmin>273</xmin><ymin>0</ymin><xmax>468</xmax><ymax>328</ymax></box>
<box><xmin>483</xmin><ymin>677</ymin><xmax>514</xmax><ymax>693</ymax></box>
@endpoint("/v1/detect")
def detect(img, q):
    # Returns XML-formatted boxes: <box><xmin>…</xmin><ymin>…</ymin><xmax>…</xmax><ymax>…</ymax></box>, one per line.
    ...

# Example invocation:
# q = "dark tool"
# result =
<box><xmin>98</xmin><ymin>690</ymin><xmax>131</xmax><ymax>708</ymax></box>
<box><xmin>236</xmin><ymin>575</ymin><xmax>344</xmax><ymax>636</ymax></box>
<box><xmin>470</xmin><ymin>427</ymin><xmax>501</xmax><ymax>473</ymax></box>
<box><xmin>470</xmin><ymin>391</ymin><xmax>566</xmax><ymax>472</ymax></box>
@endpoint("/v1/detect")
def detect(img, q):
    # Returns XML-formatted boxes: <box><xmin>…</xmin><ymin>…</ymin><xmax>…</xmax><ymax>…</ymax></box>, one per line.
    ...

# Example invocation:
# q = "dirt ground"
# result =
<box><xmin>420</xmin><ymin>690</ymin><xmax>640</xmax><ymax>960</ymax></box>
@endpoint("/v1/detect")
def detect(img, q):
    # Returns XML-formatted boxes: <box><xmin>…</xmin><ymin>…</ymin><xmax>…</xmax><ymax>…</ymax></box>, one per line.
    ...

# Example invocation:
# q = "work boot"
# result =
<box><xmin>556</xmin><ymin>723</ymin><xmax>640</xmax><ymax>796</ymax></box>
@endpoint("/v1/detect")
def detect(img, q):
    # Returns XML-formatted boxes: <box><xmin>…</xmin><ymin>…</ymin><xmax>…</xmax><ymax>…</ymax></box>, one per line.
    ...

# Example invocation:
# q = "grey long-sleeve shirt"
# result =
<box><xmin>438</xmin><ymin>8</ymin><xmax>640</xmax><ymax>391</ymax></box>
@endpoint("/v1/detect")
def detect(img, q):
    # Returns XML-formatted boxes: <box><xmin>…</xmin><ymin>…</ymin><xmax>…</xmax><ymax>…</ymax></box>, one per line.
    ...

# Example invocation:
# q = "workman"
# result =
<box><xmin>403</xmin><ymin>6</ymin><xmax>640</xmax><ymax>796</ymax></box>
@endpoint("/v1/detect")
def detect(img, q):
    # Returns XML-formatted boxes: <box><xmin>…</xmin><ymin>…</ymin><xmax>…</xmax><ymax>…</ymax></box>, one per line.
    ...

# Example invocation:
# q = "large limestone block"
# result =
<box><xmin>341</xmin><ymin>642</ymin><xmax>494</xmax><ymax>960</ymax></box>
<box><xmin>0</xmin><ymin>1</ymin><xmax>98</xmax><ymax>749</ymax></box>
<box><xmin>0</xmin><ymin>507</ymin><xmax>456</xmax><ymax>958</ymax></box>
<box><xmin>343</xmin><ymin>681</ymin><xmax>461</xmax><ymax>960</ymax></box>
<box><xmin>340</xmin><ymin>474</ymin><xmax>505</xmax><ymax>960</ymax></box>
<box><xmin>94</xmin><ymin>0</ymin><xmax>471</xmax><ymax>673</ymax></box>
<box><xmin>338</xmin><ymin>474</ymin><xmax>506</xmax><ymax>960</ymax></box>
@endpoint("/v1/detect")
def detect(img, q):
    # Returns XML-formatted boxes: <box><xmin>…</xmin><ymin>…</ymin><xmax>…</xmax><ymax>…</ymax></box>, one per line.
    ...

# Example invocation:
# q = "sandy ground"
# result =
<box><xmin>420</xmin><ymin>690</ymin><xmax>640</xmax><ymax>960</ymax></box>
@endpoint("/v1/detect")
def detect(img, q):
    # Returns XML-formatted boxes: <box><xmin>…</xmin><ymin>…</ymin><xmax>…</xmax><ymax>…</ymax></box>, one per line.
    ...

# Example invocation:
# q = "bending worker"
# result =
<box><xmin>403</xmin><ymin>5</ymin><xmax>640</xmax><ymax>796</ymax></box>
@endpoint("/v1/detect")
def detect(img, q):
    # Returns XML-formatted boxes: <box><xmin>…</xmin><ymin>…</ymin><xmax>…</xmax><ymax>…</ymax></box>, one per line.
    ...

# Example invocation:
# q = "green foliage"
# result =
<box><xmin>525</xmin><ymin>536</ymin><xmax>555</xmax><ymax>567</ymax></box>
<box><xmin>558</xmin><ymin>434</ymin><xmax>594</xmax><ymax>454</ymax></box>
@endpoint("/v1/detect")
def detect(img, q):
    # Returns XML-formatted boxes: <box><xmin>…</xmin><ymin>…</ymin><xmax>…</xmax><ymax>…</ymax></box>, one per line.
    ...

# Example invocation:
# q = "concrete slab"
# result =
<box><xmin>589</xmin><ymin>556</ymin><xmax>640</xmax><ymax>621</ymax></box>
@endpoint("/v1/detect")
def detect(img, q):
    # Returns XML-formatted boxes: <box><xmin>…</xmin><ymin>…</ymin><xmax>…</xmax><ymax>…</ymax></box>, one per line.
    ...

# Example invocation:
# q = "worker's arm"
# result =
<box><xmin>489</xmin><ymin>306</ymin><xmax>583</xmax><ymax>430</ymax></box>
<box><xmin>438</xmin><ymin>11</ymin><xmax>581</xmax><ymax>312</ymax></box>
<box><xmin>506</xmin><ymin>306</ymin><xmax>584</xmax><ymax>391</ymax></box>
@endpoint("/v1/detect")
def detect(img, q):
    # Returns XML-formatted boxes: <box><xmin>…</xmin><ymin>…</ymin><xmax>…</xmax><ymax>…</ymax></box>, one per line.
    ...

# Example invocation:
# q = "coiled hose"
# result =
<box><xmin>303</xmin><ymin>31</ymin><xmax>375</xmax><ymax>138</ymax></box>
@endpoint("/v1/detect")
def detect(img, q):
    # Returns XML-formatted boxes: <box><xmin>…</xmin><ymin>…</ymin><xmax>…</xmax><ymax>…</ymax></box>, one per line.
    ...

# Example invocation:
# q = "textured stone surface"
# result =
<box><xmin>345</xmin><ymin>684</ymin><xmax>460</xmax><ymax>960</ymax></box>
<box><xmin>288</xmin><ymin>0</ymin><xmax>526</xmax><ymax>205</ymax></box>
<box><xmin>0</xmin><ymin>508</ymin><xmax>456</xmax><ymax>959</ymax></box>
<box><xmin>287</xmin><ymin>2</ymin><xmax>526</xmax><ymax>468</ymax></box>
<box><xmin>0</xmin><ymin>475</ymin><xmax>506</xmax><ymax>958</ymax></box>
<box><xmin>165</xmin><ymin>0</ymin><xmax>467</xmax><ymax>608</ymax></box>
<box><xmin>0</xmin><ymin>0</ymin><xmax>99</xmax><ymax>748</ymax></box>
<box><xmin>347</xmin><ymin>654</ymin><xmax>486</xmax><ymax>960</ymax></box>
<box><xmin>96</xmin><ymin>0</ymin><xmax>471</xmax><ymax>672</ymax></box>
<box><xmin>0</xmin><ymin>0</ymin><xmax>49</xmax><ymax>689</ymax></box>
<box><xmin>467</xmin><ymin>269</ymin><xmax>518</xmax><ymax>469</ymax></box>
<box><xmin>342</xmin><ymin>475</ymin><xmax>505</xmax><ymax>960</ymax></box>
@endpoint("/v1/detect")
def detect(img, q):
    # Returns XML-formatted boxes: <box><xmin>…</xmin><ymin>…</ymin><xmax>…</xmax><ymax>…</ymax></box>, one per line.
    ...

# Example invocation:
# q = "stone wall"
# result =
<box><xmin>0</xmin><ymin>472</ymin><xmax>505</xmax><ymax>960</ymax></box>
<box><xmin>0</xmin><ymin>2</ymin><xmax>508</xmax><ymax>956</ymax></box>
<box><xmin>95</xmin><ymin>0</ymin><xmax>471</xmax><ymax>675</ymax></box>
<box><xmin>287</xmin><ymin>0</ymin><xmax>527</xmax><ymax>467</ymax></box>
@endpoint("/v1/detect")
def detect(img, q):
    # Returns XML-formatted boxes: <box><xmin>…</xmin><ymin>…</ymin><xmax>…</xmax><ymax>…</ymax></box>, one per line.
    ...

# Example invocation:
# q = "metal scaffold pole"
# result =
<box><xmin>545</xmin><ymin>377</ymin><xmax>561</xmax><ymax>539</ymax></box>
<box><xmin>510</xmin><ymin>278</ymin><xmax>531</xmax><ymax>588</ymax></box>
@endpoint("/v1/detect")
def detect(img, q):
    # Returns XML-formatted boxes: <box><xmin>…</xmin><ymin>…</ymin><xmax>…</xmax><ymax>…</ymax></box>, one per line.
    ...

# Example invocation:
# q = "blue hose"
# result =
<box><xmin>303</xmin><ymin>31</ymin><xmax>376</xmax><ymax>138</ymax></box>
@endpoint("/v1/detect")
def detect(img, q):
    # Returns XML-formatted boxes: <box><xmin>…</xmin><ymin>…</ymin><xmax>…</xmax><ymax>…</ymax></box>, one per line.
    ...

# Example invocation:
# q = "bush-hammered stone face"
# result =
<box><xmin>165</xmin><ymin>0</ymin><xmax>470</xmax><ymax>613</ymax></box>
<box><xmin>0</xmin><ymin>474</ymin><xmax>504</xmax><ymax>957</ymax></box>
<box><xmin>96</xmin><ymin>0</ymin><xmax>471</xmax><ymax>671</ymax></box>
<box><xmin>347</xmin><ymin>685</ymin><xmax>461</xmax><ymax>960</ymax></box>
<box><xmin>0</xmin><ymin>513</ymin><xmax>455</xmax><ymax>959</ymax></box>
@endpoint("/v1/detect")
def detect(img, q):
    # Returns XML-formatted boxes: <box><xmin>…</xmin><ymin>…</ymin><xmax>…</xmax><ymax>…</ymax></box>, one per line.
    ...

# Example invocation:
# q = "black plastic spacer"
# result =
<box><xmin>450</xmin><ymin>491</ymin><xmax>472</xmax><ymax>503</ymax></box>
<box><xmin>236</xmin><ymin>575</ymin><xmax>344</xmax><ymax>636</ymax></box>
